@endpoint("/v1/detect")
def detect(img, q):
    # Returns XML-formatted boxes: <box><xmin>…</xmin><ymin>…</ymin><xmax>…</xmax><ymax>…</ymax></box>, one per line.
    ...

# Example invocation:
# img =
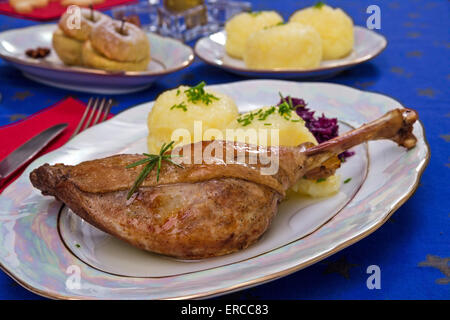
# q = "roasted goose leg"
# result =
<box><xmin>30</xmin><ymin>108</ymin><xmax>418</xmax><ymax>259</ymax></box>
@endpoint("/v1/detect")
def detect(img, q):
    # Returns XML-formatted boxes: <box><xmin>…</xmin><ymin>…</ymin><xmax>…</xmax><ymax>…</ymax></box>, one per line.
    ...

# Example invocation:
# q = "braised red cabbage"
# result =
<box><xmin>277</xmin><ymin>96</ymin><xmax>354</xmax><ymax>160</ymax></box>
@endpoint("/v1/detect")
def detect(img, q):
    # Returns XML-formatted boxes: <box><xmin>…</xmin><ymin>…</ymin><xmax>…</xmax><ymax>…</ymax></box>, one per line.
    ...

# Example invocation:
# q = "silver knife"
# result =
<box><xmin>0</xmin><ymin>123</ymin><xmax>68</xmax><ymax>186</ymax></box>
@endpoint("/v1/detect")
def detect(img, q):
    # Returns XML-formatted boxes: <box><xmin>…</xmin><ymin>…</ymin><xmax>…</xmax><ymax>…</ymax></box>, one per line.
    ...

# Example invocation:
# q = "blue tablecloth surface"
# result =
<box><xmin>0</xmin><ymin>0</ymin><xmax>448</xmax><ymax>299</ymax></box>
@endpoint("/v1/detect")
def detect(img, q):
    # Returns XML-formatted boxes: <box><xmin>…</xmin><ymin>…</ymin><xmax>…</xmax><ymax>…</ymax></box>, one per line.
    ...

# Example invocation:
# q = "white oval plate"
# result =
<box><xmin>0</xmin><ymin>24</ymin><xmax>194</xmax><ymax>94</ymax></box>
<box><xmin>194</xmin><ymin>27</ymin><xmax>387</xmax><ymax>79</ymax></box>
<box><xmin>0</xmin><ymin>80</ymin><xmax>428</xmax><ymax>299</ymax></box>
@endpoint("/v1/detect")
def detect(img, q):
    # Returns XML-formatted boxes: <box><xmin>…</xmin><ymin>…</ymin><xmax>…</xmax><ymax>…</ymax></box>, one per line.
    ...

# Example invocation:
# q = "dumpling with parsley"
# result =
<box><xmin>290</xmin><ymin>3</ymin><xmax>354</xmax><ymax>60</ymax></box>
<box><xmin>243</xmin><ymin>22</ymin><xmax>322</xmax><ymax>70</ymax></box>
<box><xmin>227</xmin><ymin>100</ymin><xmax>340</xmax><ymax>197</ymax></box>
<box><xmin>225</xmin><ymin>11</ymin><xmax>283</xmax><ymax>59</ymax></box>
<box><xmin>226</xmin><ymin>103</ymin><xmax>317</xmax><ymax>146</ymax></box>
<box><xmin>147</xmin><ymin>82</ymin><xmax>239</xmax><ymax>154</ymax></box>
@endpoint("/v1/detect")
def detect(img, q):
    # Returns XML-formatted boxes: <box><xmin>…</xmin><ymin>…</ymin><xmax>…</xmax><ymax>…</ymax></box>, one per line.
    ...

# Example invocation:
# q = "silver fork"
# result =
<box><xmin>70</xmin><ymin>97</ymin><xmax>113</xmax><ymax>139</ymax></box>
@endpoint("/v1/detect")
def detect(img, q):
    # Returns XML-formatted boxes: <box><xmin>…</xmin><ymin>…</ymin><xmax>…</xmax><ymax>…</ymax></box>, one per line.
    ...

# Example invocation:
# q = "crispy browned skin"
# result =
<box><xmin>30</xmin><ymin>108</ymin><xmax>418</xmax><ymax>259</ymax></box>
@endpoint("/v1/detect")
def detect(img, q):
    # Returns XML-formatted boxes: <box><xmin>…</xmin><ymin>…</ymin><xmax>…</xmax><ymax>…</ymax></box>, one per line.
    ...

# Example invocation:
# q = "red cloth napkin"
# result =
<box><xmin>0</xmin><ymin>97</ymin><xmax>113</xmax><ymax>193</ymax></box>
<box><xmin>0</xmin><ymin>0</ymin><xmax>136</xmax><ymax>21</ymax></box>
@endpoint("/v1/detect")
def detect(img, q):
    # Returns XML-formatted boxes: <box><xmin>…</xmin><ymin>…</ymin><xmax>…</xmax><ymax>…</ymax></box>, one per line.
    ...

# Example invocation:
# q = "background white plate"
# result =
<box><xmin>195</xmin><ymin>27</ymin><xmax>387</xmax><ymax>79</ymax></box>
<box><xmin>0</xmin><ymin>24</ymin><xmax>194</xmax><ymax>94</ymax></box>
<box><xmin>0</xmin><ymin>80</ymin><xmax>428</xmax><ymax>299</ymax></box>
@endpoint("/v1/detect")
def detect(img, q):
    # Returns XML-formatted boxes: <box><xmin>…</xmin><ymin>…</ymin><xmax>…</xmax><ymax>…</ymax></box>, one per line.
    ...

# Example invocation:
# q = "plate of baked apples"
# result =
<box><xmin>195</xmin><ymin>3</ymin><xmax>387</xmax><ymax>79</ymax></box>
<box><xmin>0</xmin><ymin>8</ymin><xmax>194</xmax><ymax>94</ymax></box>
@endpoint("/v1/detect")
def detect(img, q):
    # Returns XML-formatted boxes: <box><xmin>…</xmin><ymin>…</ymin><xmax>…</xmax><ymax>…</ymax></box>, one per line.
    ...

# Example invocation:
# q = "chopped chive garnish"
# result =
<box><xmin>344</xmin><ymin>178</ymin><xmax>352</xmax><ymax>184</ymax></box>
<box><xmin>264</xmin><ymin>21</ymin><xmax>285</xmax><ymax>29</ymax></box>
<box><xmin>316</xmin><ymin>178</ymin><xmax>326</xmax><ymax>183</ymax></box>
<box><xmin>236</xmin><ymin>93</ymin><xmax>307</xmax><ymax>126</ymax></box>
<box><xmin>184</xmin><ymin>81</ymin><xmax>219</xmax><ymax>105</ymax></box>
<box><xmin>170</xmin><ymin>102</ymin><xmax>187</xmax><ymax>112</ymax></box>
<box><xmin>314</xmin><ymin>1</ymin><xmax>325</xmax><ymax>9</ymax></box>
<box><xmin>249</xmin><ymin>11</ymin><xmax>262</xmax><ymax>17</ymax></box>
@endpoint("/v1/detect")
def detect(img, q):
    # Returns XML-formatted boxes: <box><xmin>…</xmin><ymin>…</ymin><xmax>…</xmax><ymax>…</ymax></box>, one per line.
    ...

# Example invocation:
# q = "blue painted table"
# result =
<box><xmin>0</xmin><ymin>0</ymin><xmax>448</xmax><ymax>299</ymax></box>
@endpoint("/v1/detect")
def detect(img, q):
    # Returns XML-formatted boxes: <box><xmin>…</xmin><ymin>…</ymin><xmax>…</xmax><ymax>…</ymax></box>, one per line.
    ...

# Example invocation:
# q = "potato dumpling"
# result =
<box><xmin>147</xmin><ymin>85</ymin><xmax>239</xmax><ymax>154</ymax></box>
<box><xmin>225</xmin><ymin>11</ymin><xmax>283</xmax><ymax>59</ymax></box>
<box><xmin>227</xmin><ymin>105</ymin><xmax>340</xmax><ymax>197</ymax></box>
<box><xmin>291</xmin><ymin>175</ymin><xmax>341</xmax><ymax>198</ymax></box>
<box><xmin>290</xmin><ymin>4</ymin><xmax>354</xmax><ymax>60</ymax></box>
<box><xmin>226</xmin><ymin>106</ymin><xmax>317</xmax><ymax>146</ymax></box>
<box><xmin>243</xmin><ymin>22</ymin><xmax>322</xmax><ymax>70</ymax></box>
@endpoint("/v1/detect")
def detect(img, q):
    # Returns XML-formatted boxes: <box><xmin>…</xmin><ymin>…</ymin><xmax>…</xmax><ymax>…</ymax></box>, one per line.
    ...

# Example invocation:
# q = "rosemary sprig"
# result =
<box><xmin>184</xmin><ymin>81</ymin><xmax>219</xmax><ymax>105</ymax></box>
<box><xmin>126</xmin><ymin>141</ymin><xmax>183</xmax><ymax>199</ymax></box>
